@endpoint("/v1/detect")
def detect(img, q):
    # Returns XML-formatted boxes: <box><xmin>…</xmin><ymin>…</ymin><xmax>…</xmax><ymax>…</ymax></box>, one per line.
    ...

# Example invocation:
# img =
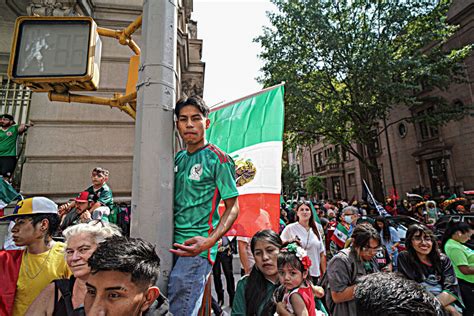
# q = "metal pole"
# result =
<box><xmin>383</xmin><ymin>116</ymin><xmax>397</xmax><ymax>196</ymax></box>
<box><xmin>131</xmin><ymin>0</ymin><xmax>177</xmax><ymax>294</ymax></box>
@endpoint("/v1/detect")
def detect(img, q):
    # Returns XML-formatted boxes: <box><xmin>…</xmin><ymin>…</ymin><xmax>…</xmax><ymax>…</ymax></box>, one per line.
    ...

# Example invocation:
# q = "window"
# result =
<box><xmin>313</xmin><ymin>153</ymin><xmax>318</xmax><ymax>169</ymax></box>
<box><xmin>348</xmin><ymin>173</ymin><xmax>356</xmax><ymax>186</ymax></box>
<box><xmin>0</xmin><ymin>76</ymin><xmax>31</xmax><ymax>124</ymax></box>
<box><xmin>342</xmin><ymin>148</ymin><xmax>350</xmax><ymax>161</ymax></box>
<box><xmin>398</xmin><ymin>122</ymin><xmax>407</xmax><ymax>138</ymax></box>
<box><xmin>417</xmin><ymin>107</ymin><xmax>439</xmax><ymax>140</ymax></box>
<box><xmin>367</xmin><ymin>129</ymin><xmax>381</xmax><ymax>156</ymax></box>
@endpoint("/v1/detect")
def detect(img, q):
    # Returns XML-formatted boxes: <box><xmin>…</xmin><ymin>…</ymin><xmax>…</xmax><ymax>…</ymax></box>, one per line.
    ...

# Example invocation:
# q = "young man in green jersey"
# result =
<box><xmin>0</xmin><ymin>114</ymin><xmax>30</xmax><ymax>179</ymax></box>
<box><xmin>168</xmin><ymin>96</ymin><xmax>239</xmax><ymax>316</ymax></box>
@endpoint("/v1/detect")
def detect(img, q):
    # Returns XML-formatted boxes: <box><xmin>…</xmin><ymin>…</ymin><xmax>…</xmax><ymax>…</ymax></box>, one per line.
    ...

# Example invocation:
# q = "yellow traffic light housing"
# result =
<box><xmin>8</xmin><ymin>16</ymin><xmax>101</xmax><ymax>93</ymax></box>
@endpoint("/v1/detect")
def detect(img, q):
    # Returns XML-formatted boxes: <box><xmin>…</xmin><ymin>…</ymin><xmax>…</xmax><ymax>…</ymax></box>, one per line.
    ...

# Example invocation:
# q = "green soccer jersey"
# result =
<box><xmin>86</xmin><ymin>183</ymin><xmax>114</xmax><ymax>209</ymax></box>
<box><xmin>174</xmin><ymin>143</ymin><xmax>239</xmax><ymax>262</ymax></box>
<box><xmin>0</xmin><ymin>125</ymin><xmax>19</xmax><ymax>156</ymax></box>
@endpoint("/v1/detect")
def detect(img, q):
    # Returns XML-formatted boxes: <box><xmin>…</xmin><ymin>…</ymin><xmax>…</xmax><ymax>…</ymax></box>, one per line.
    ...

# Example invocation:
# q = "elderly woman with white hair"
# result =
<box><xmin>26</xmin><ymin>221</ymin><xmax>121</xmax><ymax>316</ymax></box>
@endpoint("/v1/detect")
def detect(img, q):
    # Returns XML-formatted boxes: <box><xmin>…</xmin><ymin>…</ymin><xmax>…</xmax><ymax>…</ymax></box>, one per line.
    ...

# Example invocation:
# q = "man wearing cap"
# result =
<box><xmin>0</xmin><ymin>197</ymin><xmax>71</xmax><ymax>316</ymax></box>
<box><xmin>59</xmin><ymin>191</ymin><xmax>95</xmax><ymax>231</ymax></box>
<box><xmin>0</xmin><ymin>114</ymin><xmax>31</xmax><ymax>179</ymax></box>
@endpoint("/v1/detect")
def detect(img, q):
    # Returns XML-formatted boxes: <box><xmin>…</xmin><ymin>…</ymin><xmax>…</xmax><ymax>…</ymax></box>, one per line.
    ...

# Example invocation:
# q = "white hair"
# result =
<box><xmin>62</xmin><ymin>221</ymin><xmax>122</xmax><ymax>244</ymax></box>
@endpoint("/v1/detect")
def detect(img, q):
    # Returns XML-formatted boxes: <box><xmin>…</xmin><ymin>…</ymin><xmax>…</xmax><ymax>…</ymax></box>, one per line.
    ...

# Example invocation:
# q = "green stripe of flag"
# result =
<box><xmin>0</xmin><ymin>180</ymin><xmax>20</xmax><ymax>204</ymax></box>
<box><xmin>335</xmin><ymin>223</ymin><xmax>349</xmax><ymax>235</ymax></box>
<box><xmin>309</xmin><ymin>200</ymin><xmax>321</xmax><ymax>225</ymax></box>
<box><xmin>207</xmin><ymin>86</ymin><xmax>285</xmax><ymax>153</ymax></box>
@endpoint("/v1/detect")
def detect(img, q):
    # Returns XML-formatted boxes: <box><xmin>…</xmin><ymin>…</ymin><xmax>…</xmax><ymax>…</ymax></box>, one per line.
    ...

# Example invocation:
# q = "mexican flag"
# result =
<box><xmin>309</xmin><ymin>200</ymin><xmax>325</xmax><ymax>244</ymax></box>
<box><xmin>0</xmin><ymin>180</ymin><xmax>20</xmax><ymax>209</ymax></box>
<box><xmin>207</xmin><ymin>84</ymin><xmax>285</xmax><ymax>237</ymax></box>
<box><xmin>330</xmin><ymin>223</ymin><xmax>349</xmax><ymax>248</ymax></box>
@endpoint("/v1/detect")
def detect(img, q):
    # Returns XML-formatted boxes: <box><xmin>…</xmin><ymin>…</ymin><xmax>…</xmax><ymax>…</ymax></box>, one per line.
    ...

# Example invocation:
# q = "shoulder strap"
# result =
<box><xmin>54</xmin><ymin>279</ymin><xmax>74</xmax><ymax>315</ymax></box>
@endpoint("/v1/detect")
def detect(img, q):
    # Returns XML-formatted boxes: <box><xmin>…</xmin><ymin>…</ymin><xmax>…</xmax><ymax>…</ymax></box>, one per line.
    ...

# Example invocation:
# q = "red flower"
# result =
<box><xmin>301</xmin><ymin>256</ymin><xmax>312</xmax><ymax>270</ymax></box>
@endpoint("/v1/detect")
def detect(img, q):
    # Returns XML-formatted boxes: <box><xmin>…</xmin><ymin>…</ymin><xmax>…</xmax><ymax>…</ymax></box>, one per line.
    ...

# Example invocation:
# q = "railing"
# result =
<box><xmin>0</xmin><ymin>76</ymin><xmax>32</xmax><ymax>188</ymax></box>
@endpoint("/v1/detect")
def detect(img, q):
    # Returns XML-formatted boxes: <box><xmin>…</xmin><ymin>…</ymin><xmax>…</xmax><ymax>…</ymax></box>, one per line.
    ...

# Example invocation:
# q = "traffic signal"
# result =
<box><xmin>8</xmin><ymin>16</ymin><xmax>102</xmax><ymax>92</ymax></box>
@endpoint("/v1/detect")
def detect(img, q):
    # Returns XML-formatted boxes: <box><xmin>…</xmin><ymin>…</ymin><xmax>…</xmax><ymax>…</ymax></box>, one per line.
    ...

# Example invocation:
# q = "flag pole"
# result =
<box><xmin>210</xmin><ymin>82</ymin><xmax>285</xmax><ymax>113</ymax></box>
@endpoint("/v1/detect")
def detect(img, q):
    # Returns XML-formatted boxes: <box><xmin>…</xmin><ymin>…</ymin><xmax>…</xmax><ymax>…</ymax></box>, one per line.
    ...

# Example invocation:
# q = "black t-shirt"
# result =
<box><xmin>397</xmin><ymin>251</ymin><xmax>462</xmax><ymax>301</ymax></box>
<box><xmin>374</xmin><ymin>246</ymin><xmax>392</xmax><ymax>271</ymax></box>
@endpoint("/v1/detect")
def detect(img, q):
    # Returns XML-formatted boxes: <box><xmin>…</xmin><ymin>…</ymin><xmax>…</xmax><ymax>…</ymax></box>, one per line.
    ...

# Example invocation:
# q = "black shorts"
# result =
<box><xmin>0</xmin><ymin>156</ymin><xmax>17</xmax><ymax>177</ymax></box>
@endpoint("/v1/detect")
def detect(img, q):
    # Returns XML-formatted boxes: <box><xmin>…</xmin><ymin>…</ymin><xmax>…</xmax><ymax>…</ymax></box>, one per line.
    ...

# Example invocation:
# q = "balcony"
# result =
<box><xmin>314</xmin><ymin>162</ymin><xmax>343</xmax><ymax>175</ymax></box>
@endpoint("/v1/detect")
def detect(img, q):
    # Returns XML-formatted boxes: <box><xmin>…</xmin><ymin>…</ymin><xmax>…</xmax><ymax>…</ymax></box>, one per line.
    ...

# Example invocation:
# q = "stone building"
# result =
<box><xmin>296</xmin><ymin>0</ymin><xmax>474</xmax><ymax>201</ymax></box>
<box><xmin>0</xmin><ymin>0</ymin><xmax>205</xmax><ymax>202</ymax></box>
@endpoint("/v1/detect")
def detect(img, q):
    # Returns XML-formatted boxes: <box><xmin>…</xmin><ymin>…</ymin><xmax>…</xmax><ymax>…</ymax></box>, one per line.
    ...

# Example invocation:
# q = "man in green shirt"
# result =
<box><xmin>168</xmin><ymin>96</ymin><xmax>239</xmax><ymax>316</ymax></box>
<box><xmin>0</xmin><ymin>114</ymin><xmax>29</xmax><ymax>179</ymax></box>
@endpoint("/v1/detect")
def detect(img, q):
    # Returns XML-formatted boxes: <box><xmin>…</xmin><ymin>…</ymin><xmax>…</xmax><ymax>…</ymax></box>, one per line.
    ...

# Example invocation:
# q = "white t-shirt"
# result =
<box><xmin>281</xmin><ymin>222</ymin><xmax>326</xmax><ymax>277</ymax></box>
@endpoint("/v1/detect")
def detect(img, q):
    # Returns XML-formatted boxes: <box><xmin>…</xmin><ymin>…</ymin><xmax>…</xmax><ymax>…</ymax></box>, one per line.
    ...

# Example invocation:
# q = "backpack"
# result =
<box><xmin>318</xmin><ymin>248</ymin><xmax>357</xmax><ymax>315</ymax></box>
<box><xmin>115</xmin><ymin>202</ymin><xmax>131</xmax><ymax>237</ymax></box>
<box><xmin>54</xmin><ymin>279</ymin><xmax>74</xmax><ymax>315</ymax></box>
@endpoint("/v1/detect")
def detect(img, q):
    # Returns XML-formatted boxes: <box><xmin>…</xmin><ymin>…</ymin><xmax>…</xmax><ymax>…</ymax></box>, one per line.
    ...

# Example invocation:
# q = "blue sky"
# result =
<box><xmin>193</xmin><ymin>0</ymin><xmax>277</xmax><ymax>107</ymax></box>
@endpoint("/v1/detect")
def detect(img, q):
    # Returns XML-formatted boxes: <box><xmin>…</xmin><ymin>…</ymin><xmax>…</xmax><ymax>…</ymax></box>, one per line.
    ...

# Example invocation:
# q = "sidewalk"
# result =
<box><xmin>210</xmin><ymin>254</ymin><xmax>243</xmax><ymax>315</ymax></box>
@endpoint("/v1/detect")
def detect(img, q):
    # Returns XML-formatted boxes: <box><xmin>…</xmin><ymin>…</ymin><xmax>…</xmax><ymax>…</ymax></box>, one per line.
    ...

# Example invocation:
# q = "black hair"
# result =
<box><xmin>1</xmin><ymin>113</ymin><xmax>14</xmax><ymax>121</ymax></box>
<box><xmin>88</xmin><ymin>236</ymin><xmax>161</xmax><ymax>288</ymax></box>
<box><xmin>245</xmin><ymin>230</ymin><xmax>282</xmax><ymax>316</ymax></box>
<box><xmin>277</xmin><ymin>248</ymin><xmax>306</xmax><ymax>273</ymax></box>
<box><xmin>174</xmin><ymin>95</ymin><xmax>209</xmax><ymax>118</ymax></box>
<box><xmin>30</xmin><ymin>213</ymin><xmax>60</xmax><ymax>238</ymax></box>
<box><xmin>355</xmin><ymin>272</ymin><xmax>447</xmax><ymax>315</ymax></box>
<box><xmin>374</xmin><ymin>216</ymin><xmax>391</xmax><ymax>243</ymax></box>
<box><xmin>295</xmin><ymin>200</ymin><xmax>321</xmax><ymax>240</ymax></box>
<box><xmin>441</xmin><ymin>221</ymin><xmax>471</xmax><ymax>252</ymax></box>
<box><xmin>352</xmin><ymin>223</ymin><xmax>381</xmax><ymax>249</ymax></box>
<box><xmin>405</xmin><ymin>224</ymin><xmax>442</xmax><ymax>280</ymax></box>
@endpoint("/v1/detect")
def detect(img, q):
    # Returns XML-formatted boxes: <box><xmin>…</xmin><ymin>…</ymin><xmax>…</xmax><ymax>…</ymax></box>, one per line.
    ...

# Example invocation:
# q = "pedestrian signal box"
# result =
<box><xmin>8</xmin><ymin>16</ymin><xmax>101</xmax><ymax>92</ymax></box>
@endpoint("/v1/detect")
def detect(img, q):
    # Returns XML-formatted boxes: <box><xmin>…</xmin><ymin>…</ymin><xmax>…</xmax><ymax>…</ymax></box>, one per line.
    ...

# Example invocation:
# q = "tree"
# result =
<box><xmin>281</xmin><ymin>163</ymin><xmax>302</xmax><ymax>198</ymax></box>
<box><xmin>256</xmin><ymin>0</ymin><xmax>473</xmax><ymax>200</ymax></box>
<box><xmin>305</xmin><ymin>175</ymin><xmax>325</xmax><ymax>198</ymax></box>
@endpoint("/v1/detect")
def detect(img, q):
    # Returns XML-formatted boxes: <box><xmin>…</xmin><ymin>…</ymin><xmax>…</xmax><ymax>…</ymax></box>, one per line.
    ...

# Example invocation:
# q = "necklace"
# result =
<box><xmin>298</xmin><ymin>222</ymin><xmax>311</xmax><ymax>250</ymax></box>
<box><xmin>24</xmin><ymin>244</ymin><xmax>54</xmax><ymax>279</ymax></box>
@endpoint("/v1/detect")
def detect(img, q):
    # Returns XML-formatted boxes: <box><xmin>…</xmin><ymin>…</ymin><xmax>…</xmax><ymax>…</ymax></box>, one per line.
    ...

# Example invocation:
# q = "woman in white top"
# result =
<box><xmin>281</xmin><ymin>200</ymin><xmax>327</xmax><ymax>283</ymax></box>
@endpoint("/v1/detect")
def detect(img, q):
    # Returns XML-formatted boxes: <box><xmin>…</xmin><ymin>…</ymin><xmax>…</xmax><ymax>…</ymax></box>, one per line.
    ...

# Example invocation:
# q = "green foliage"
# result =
<box><xmin>256</xmin><ymin>0</ymin><xmax>473</xmax><ymax>166</ymax></box>
<box><xmin>281</xmin><ymin>163</ymin><xmax>302</xmax><ymax>197</ymax></box>
<box><xmin>305</xmin><ymin>175</ymin><xmax>325</xmax><ymax>197</ymax></box>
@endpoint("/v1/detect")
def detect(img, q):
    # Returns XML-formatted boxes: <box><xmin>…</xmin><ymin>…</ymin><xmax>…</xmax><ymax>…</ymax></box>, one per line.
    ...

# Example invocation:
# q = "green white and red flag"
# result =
<box><xmin>207</xmin><ymin>84</ymin><xmax>285</xmax><ymax>237</ymax></box>
<box><xmin>330</xmin><ymin>223</ymin><xmax>349</xmax><ymax>248</ymax></box>
<box><xmin>309</xmin><ymin>200</ymin><xmax>325</xmax><ymax>243</ymax></box>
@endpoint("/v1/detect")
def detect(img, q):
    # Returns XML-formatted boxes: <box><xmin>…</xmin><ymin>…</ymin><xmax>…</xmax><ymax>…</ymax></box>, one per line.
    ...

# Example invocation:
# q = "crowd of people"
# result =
<box><xmin>0</xmin><ymin>96</ymin><xmax>473</xmax><ymax>316</ymax></box>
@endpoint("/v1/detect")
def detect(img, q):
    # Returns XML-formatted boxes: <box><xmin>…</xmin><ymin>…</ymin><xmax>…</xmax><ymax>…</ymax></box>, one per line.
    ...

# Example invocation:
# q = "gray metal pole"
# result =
<box><xmin>131</xmin><ymin>0</ymin><xmax>177</xmax><ymax>294</ymax></box>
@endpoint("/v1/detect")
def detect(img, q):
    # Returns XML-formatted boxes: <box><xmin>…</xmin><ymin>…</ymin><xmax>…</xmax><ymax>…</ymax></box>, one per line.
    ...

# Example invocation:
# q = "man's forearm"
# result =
<box><xmin>208</xmin><ymin>197</ymin><xmax>239</xmax><ymax>246</ymax></box>
<box><xmin>238</xmin><ymin>240</ymin><xmax>250</xmax><ymax>273</ymax></box>
<box><xmin>331</xmin><ymin>285</ymin><xmax>356</xmax><ymax>303</ymax></box>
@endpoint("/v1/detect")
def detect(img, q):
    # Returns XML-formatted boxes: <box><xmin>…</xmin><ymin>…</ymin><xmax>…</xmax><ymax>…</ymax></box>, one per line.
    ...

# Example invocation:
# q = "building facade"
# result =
<box><xmin>296</xmin><ymin>0</ymin><xmax>474</xmax><ymax>201</ymax></box>
<box><xmin>0</xmin><ymin>0</ymin><xmax>205</xmax><ymax>201</ymax></box>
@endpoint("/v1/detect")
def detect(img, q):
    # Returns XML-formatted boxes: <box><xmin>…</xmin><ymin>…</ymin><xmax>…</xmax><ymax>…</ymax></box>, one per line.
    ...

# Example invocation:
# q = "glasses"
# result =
<box><xmin>413</xmin><ymin>236</ymin><xmax>433</xmax><ymax>243</ymax></box>
<box><xmin>361</xmin><ymin>246</ymin><xmax>382</xmax><ymax>253</ymax></box>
